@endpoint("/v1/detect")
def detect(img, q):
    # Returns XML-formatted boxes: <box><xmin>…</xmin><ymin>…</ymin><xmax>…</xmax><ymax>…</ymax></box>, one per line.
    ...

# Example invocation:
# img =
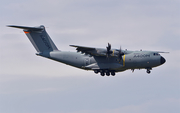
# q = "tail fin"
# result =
<box><xmin>8</xmin><ymin>25</ymin><xmax>58</xmax><ymax>53</ymax></box>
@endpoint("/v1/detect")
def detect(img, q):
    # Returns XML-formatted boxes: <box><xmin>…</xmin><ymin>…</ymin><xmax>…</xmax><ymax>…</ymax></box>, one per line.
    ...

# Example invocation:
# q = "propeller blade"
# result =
<box><xmin>117</xmin><ymin>46</ymin><xmax>124</xmax><ymax>61</ymax></box>
<box><xmin>106</xmin><ymin>43</ymin><xmax>111</xmax><ymax>52</ymax></box>
<box><xmin>106</xmin><ymin>43</ymin><xmax>112</xmax><ymax>58</ymax></box>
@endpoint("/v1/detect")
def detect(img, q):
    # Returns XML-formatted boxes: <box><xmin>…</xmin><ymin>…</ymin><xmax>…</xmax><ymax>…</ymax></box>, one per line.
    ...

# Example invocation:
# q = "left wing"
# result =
<box><xmin>70</xmin><ymin>45</ymin><xmax>106</xmax><ymax>56</ymax></box>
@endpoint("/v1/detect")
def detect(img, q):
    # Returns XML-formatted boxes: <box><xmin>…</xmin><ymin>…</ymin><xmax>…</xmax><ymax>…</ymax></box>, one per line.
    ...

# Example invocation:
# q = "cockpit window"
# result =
<box><xmin>153</xmin><ymin>53</ymin><xmax>160</xmax><ymax>56</ymax></box>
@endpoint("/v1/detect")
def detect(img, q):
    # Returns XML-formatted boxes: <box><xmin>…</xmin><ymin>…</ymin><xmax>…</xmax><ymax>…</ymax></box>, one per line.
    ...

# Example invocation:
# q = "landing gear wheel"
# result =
<box><xmin>111</xmin><ymin>71</ymin><xmax>115</xmax><ymax>76</ymax></box>
<box><xmin>101</xmin><ymin>72</ymin><xmax>105</xmax><ymax>76</ymax></box>
<box><xmin>94</xmin><ymin>70</ymin><xmax>99</xmax><ymax>74</ymax></box>
<box><xmin>146</xmin><ymin>70</ymin><xmax>151</xmax><ymax>74</ymax></box>
<box><xmin>106</xmin><ymin>72</ymin><xmax>110</xmax><ymax>76</ymax></box>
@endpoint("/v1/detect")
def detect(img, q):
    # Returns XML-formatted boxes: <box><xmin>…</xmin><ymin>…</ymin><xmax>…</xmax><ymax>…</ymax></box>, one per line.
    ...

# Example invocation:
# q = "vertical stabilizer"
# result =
<box><xmin>8</xmin><ymin>25</ymin><xmax>58</xmax><ymax>53</ymax></box>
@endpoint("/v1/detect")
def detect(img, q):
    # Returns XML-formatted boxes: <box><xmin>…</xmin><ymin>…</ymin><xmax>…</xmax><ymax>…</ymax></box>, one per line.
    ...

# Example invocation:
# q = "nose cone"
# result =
<box><xmin>160</xmin><ymin>56</ymin><xmax>166</xmax><ymax>64</ymax></box>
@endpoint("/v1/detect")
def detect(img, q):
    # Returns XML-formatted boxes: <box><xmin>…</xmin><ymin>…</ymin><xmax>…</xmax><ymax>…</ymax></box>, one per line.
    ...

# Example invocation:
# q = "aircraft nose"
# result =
<box><xmin>160</xmin><ymin>56</ymin><xmax>166</xmax><ymax>64</ymax></box>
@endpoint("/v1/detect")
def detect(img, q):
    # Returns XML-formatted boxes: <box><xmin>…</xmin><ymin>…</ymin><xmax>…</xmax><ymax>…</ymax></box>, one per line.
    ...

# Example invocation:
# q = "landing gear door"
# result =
<box><xmin>84</xmin><ymin>58</ymin><xmax>89</xmax><ymax>66</ymax></box>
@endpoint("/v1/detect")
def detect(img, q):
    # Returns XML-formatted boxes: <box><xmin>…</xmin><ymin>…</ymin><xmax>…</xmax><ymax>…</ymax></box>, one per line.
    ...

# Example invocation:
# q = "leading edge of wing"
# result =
<box><xmin>70</xmin><ymin>45</ymin><xmax>96</xmax><ymax>51</ymax></box>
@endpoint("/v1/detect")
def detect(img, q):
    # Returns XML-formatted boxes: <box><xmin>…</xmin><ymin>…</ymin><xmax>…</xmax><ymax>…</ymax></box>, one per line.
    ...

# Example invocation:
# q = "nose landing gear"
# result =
<box><xmin>146</xmin><ymin>68</ymin><xmax>152</xmax><ymax>74</ymax></box>
<box><xmin>146</xmin><ymin>70</ymin><xmax>151</xmax><ymax>74</ymax></box>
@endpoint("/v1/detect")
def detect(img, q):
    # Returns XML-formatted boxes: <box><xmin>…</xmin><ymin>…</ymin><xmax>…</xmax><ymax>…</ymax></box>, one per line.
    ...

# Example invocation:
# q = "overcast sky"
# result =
<box><xmin>0</xmin><ymin>0</ymin><xmax>180</xmax><ymax>113</ymax></box>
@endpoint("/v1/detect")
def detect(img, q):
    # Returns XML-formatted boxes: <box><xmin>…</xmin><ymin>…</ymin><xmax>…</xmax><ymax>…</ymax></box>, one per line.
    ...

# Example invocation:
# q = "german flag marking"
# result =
<box><xmin>24</xmin><ymin>31</ymin><xmax>30</xmax><ymax>34</ymax></box>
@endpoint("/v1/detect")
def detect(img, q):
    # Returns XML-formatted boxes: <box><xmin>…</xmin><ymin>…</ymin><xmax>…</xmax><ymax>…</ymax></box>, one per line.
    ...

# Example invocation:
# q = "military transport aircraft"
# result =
<box><xmin>8</xmin><ymin>25</ymin><xmax>167</xmax><ymax>76</ymax></box>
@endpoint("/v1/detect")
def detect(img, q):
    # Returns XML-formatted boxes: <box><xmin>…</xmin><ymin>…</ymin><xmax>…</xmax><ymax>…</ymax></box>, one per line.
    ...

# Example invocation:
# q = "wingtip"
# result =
<box><xmin>157</xmin><ymin>51</ymin><xmax>170</xmax><ymax>54</ymax></box>
<box><xmin>69</xmin><ymin>45</ymin><xmax>76</xmax><ymax>47</ymax></box>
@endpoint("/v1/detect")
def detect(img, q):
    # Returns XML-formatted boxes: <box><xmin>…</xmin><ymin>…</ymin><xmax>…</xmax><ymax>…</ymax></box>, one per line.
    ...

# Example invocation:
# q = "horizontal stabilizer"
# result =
<box><xmin>7</xmin><ymin>25</ymin><xmax>44</xmax><ymax>31</ymax></box>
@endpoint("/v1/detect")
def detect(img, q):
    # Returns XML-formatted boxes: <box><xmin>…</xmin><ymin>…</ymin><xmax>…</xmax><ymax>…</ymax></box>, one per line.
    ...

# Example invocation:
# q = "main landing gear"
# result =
<box><xmin>94</xmin><ymin>70</ymin><xmax>116</xmax><ymax>76</ymax></box>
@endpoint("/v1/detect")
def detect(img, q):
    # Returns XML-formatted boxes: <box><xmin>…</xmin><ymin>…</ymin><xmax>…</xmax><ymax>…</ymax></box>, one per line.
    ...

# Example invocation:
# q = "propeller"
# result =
<box><xmin>106</xmin><ymin>43</ymin><xmax>112</xmax><ymax>58</ymax></box>
<box><xmin>117</xmin><ymin>46</ymin><xmax>124</xmax><ymax>61</ymax></box>
<box><xmin>105</xmin><ymin>43</ymin><xmax>124</xmax><ymax>60</ymax></box>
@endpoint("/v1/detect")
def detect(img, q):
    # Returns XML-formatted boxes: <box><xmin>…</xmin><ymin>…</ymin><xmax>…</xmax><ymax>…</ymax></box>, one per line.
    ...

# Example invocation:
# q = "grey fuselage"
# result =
<box><xmin>37</xmin><ymin>50</ymin><xmax>165</xmax><ymax>72</ymax></box>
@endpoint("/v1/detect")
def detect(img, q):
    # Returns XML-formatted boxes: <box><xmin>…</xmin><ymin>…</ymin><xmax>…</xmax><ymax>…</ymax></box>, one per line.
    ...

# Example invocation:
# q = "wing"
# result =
<box><xmin>70</xmin><ymin>45</ymin><xmax>108</xmax><ymax>56</ymax></box>
<box><xmin>70</xmin><ymin>45</ymin><xmax>121</xmax><ymax>57</ymax></box>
